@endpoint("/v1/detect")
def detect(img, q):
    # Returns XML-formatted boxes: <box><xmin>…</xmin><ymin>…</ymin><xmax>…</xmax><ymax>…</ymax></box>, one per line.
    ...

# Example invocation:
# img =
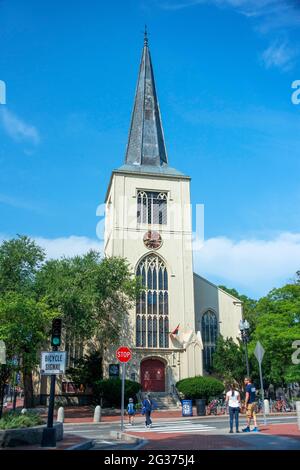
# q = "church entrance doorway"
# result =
<box><xmin>141</xmin><ymin>358</ymin><xmax>165</xmax><ymax>392</ymax></box>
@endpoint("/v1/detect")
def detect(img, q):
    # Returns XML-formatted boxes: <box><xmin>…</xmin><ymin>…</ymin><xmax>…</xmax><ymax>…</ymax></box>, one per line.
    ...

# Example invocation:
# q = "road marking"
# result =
<box><xmin>124</xmin><ymin>420</ymin><xmax>217</xmax><ymax>434</ymax></box>
<box><xmin>66</xmin><ymin>430</ymin><xmax>97</xmax><ymax>433</ymax></box>
<box><xmin>96</xmin><ymin>440</ymin><xmax>116</xmax><ymax>445</ymax></box>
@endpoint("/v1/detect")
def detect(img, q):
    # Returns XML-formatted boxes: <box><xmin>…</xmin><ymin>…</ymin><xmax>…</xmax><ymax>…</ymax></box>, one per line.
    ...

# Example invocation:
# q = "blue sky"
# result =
<box><xmin>0</xmin><ymin>0</ymin><xmax>300</xmax><ymax>297</ymax></box>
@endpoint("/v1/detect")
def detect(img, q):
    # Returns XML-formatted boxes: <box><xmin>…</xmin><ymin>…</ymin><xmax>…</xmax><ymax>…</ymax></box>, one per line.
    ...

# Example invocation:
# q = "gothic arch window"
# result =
<box><xmin>201</xmin><ymin>310</ymin><xmax>218</xmax><ymax>371</ymax></box>
<box><xmin>137</xmin><ymin>191</ymin><xmax>167</xmax><ymax>225</ymax></box>
<box><xmin>136</xmin><ymin>255</ymin><xmax>169</xmax><ymax>348</ymax></box>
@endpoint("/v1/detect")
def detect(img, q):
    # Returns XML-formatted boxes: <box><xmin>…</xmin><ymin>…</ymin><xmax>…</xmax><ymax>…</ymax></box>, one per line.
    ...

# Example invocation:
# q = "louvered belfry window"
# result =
<box><xmin>137</xmin><ymin>191</ymin><xmax>167</xmax><ymax>225</ymax></box>
<box><xmin>136</xmin><ymin>255</ymin><xmax>169</xmax><ymax>348</ymax></box>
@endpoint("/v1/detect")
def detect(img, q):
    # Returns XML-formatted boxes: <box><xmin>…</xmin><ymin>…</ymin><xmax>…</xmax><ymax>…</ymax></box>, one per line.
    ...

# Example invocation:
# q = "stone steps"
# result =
<box><xmin>140</xmin><ymin>392</ymin><xmax>181</xmax><ymax>410</ymax></box>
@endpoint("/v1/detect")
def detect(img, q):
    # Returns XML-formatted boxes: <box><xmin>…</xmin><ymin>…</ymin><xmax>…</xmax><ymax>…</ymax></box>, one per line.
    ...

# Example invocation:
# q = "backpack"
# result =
<box><xmin>127</xmin><ymin>403</ymin><xmax>135</xmax><ymax>415</ymax></box>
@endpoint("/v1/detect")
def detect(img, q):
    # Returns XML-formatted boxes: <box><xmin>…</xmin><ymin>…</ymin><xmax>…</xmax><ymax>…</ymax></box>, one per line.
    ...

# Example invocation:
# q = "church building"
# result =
<box><xmin>103</xmin><ymin>34</ymin><xmax>242</xmax><ymax>393</ymax></box>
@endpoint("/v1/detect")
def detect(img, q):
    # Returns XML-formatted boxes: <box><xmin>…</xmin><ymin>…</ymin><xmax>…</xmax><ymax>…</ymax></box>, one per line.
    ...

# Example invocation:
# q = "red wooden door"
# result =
<box><xmin>141</xmin><ymin>359</ymin><xmax>165</xmax><ymax>392</ymax></box>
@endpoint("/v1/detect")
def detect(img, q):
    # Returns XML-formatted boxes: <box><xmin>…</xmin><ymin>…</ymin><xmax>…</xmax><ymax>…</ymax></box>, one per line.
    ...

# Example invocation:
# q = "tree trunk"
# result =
<box><xmin>23</xmin><ymin>369</ymin><xmax>34</xmax><ymax>408</ymax></box>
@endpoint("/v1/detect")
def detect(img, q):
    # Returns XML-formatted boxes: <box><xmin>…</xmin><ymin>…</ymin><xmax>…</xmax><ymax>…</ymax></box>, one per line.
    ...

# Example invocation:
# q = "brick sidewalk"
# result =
<box><xmin>49</xmin><ymin>407</ymin><xmax>186</xmax><ymax>423</ymax></box>
<box><xmin>49</xmin><ymin>406</ymin><xmax>297</xmax><ymax>424</ymax></box>
<box><xmin>261</xmin><ymin>423</ymin><xmax>300</xmax><ymax>439</ymax></box>
<box><xmin>127</xmin><ymin>423</ymin><xmax>300</xmax><ymax>451</ymax></box>
<box><xmin>139</xmin><ymin>433</ymin><xmax>254</xmax><ymax>450</ymax></box>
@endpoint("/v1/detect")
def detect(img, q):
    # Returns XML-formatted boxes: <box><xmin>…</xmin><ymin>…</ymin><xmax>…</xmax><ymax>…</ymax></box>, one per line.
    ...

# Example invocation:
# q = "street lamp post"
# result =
<box><xmin>239</xmin><ymin>319</ymin><xmax>250</xmax><ymax>377</ymax></box>
<box><xmin>233</xmin><ymin>301</ymin><xmax>251</xmax><ymax>377</ymax></box>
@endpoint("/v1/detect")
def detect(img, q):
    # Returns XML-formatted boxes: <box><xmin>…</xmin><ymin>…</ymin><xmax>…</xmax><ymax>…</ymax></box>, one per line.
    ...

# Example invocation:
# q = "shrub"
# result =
<box><xmin>176</xmin><ymin>376</ymin><xmax>224</xmax><ymax>403</ymax></box>
<box><xmin>0</xmin><ymin>411</ymin><xmax>44</xmax><ymax>430</ymax></box>
<box><xmin>94</xmin><ymin>378</ymin><xmax>141</xmax><ymax>407</ymax></box>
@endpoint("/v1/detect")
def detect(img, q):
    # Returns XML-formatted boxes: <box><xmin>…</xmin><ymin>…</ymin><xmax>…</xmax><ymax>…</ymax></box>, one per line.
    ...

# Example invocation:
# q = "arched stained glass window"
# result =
<box><xmin>164</xmin><ymin>269</ymin><xmax>168</xmax><ymax>290</ymax></box>
<box><xmin>136</xmin><ymin>316</ymin><xmax>141</xmax><ymax>347</ymax></box>
<box><xmin>136</xmin><ymin>255</ymin><xmax>169</xmax><ymax>348</ymax></box>
<box><xmin>201</xmin><ymin>310</ymin><xmax>218</xmax><ymax>371</ymax></box>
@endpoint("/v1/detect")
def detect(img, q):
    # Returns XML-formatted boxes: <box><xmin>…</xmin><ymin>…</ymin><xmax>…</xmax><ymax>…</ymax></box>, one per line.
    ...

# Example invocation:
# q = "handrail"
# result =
<box><xmin>171</xmin><ymin>384</ymin><xmax>182</xmax><ymax>404</ymax></box>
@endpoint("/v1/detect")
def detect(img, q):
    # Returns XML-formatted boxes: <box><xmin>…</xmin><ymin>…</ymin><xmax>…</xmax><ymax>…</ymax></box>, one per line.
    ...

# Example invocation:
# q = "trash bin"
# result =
<box><xmin>195</xmin><ymin>399</ymin><xmax>206</xmax><ymax>416</ymax></box>
<box><xmin>182</xmin><ymin>399</ymin><xmax>193</xmax><ymax>417</ymax></box>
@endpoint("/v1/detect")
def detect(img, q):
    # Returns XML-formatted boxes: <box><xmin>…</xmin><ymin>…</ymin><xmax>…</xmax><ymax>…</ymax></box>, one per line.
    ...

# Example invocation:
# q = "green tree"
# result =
<box><xmin>0</xmin><ymin>235</ymin><xmax>45</xmax><ymax>294</ymax></box>
<box><xmin>219</xmin><ymin>285</ymin><xmax>257</xmax><ymax>329</ymax></box>
<box><xmin>66</xmin><ymin>351</ymin><xmax>103</xmax><ymax>393</ymax></box>
<box><xmin>212</xmin><ymin>336</ymin><xmax>246</xmax><ymax>390</ymax></box>
<box><xmin>36</xmin><ymin>252</ymin><xmax>139</xmax><ymax>354</ymax></box>
<box><xmin>249</xmin><ymin>283</ymin><xmax>300</xmax><ymax>386</ymax></box>
<box><xmin>0</xmin><ymin>236</ymin><xmax>51</xmax><ymax>408</ymax></box>
<box><xmin>0</xmin><ymin>292</ymin><xmax>56</xmax><ymax>407</ymax></box>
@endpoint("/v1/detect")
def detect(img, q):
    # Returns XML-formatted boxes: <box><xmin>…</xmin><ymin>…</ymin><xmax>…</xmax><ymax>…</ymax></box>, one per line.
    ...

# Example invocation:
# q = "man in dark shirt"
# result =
<box><xmin>242</xmin><ymin>377</ymin><xmax>259</xmax><ymax>432</ymax></box>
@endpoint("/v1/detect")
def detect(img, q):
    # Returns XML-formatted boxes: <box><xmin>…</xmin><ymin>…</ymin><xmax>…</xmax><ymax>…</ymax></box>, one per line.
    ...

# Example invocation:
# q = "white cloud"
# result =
<box><xmin>261</xmin><ymin>41</ymin><xmax>297</xmax><ymax>71</ymax></box>
<box><xmin>193</xmin><ymin>232</ymin><xmax>300</xmax><ymax>298</ymax></box>
<box><xmin>33</xmin><ymin>236</ymin><xmax>103</xmax><ymax>259</ymax></box>
<box><xmin>158</xmin><ymin>0</ymin><xmax>300</xmax><ymax>71</ymax></box>
<box><xmin>159</xmin><ymin>0</ymin><xmax>299</xmax><ymax>23</ymax></box>
<box><xmin>0</xmin><ymin>108</ymin><xmax>40</xmax><ymax>145</ymax></box>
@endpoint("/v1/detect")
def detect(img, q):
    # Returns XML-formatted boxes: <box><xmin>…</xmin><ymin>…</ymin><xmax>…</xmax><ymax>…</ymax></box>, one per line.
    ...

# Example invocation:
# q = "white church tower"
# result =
<box><xmin>104</xmin><ymin>32</ymin><xmax>202</xmax><ymax>392</ymax></box>
<box><xmin>104</xmin><ymin>33</ymin><xmax>242</xmax><ymax>393</ymax></box>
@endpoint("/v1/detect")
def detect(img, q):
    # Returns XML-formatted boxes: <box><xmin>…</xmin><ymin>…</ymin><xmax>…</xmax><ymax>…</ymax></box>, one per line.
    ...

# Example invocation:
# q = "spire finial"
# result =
<box><xmin>144</xmin><ymin>24</ymin><xmax>148</xmax><ymax>46</ymax></box>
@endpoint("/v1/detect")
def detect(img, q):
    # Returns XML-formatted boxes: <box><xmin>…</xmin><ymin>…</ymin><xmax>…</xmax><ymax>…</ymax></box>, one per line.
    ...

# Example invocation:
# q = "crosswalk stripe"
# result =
<box><xmin>159</xmin><ymin>429</ymin><xmax>214</xmax><ymax>433</ymax></box>
<box><xmin>127</xmin><ymin>426</ymin><xmax>216</xmax><ymax>431</ymax></box>
<box><xmin>124</xmin><ymin>421</ymin><xmax>217</xmax><ymax>434</ymax></box>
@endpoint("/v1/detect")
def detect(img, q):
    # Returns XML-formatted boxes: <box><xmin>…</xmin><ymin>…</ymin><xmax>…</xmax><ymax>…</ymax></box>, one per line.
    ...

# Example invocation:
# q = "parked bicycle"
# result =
<box><xmin>275</xmin><ymin>398</ymin><xmax>291</xmax><ymax>412</ymax></box>
<box><xmin>206</xmin><ymin>399</ymin><xmax>226</xmax><ymax>415</ymax></box>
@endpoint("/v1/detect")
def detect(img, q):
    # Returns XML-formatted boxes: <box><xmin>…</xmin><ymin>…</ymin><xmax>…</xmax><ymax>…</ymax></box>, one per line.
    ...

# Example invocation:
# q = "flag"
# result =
<box><xmin>170</xmin><ymin>324</ymin><xmax>180</xmax><ymax>335</ymax></box>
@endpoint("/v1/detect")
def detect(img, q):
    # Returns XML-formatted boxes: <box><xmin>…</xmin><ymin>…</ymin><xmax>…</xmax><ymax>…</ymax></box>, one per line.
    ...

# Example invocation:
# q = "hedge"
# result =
<box><xmin>176</xmin><ymin>376</ymin><xmax>224</xmax><ymax>403</ymax></box>
<box><xmin>0</xmin><ymin>411</ymin><xmax>44</xmax><ymax>430</ymax></box>
<box><xmin>94</xmin><ymin>378</ymin><xmax>141</xmax><ymax>407</ymax></box>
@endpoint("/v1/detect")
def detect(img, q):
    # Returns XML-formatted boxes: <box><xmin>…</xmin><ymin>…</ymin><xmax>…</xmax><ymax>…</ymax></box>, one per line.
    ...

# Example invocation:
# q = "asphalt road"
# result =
<box><xmin>63</xmin><ymin>414</ymin><xmax>298</xmax><ymax>450</ymax></box>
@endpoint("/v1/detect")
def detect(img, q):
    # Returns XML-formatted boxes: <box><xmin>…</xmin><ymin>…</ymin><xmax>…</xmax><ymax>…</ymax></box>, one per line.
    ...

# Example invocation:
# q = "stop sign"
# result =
<box><xmin>116</xmin><ymin>346</ymin><xmax>132</xmax><ymax>363</ymax></box>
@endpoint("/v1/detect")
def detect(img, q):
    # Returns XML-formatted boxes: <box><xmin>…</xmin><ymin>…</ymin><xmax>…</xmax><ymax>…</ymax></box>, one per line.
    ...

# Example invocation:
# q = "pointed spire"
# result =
<box><xmin>144</xmin><ymin>24</ymin><xmax>148</xmax><ymax>46</ymax></box>
<box><xmin>125</xmin><ymin>32</ymin><xmax>168</xmax><ymax>167</ymax></box>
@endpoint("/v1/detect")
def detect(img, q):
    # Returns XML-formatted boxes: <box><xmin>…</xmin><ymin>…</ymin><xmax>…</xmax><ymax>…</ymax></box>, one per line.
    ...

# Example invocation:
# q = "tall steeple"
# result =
<box><xmin>125</xmin><ymin>30</ymin><xmax>168</xmax><ymax>167</ymax></box>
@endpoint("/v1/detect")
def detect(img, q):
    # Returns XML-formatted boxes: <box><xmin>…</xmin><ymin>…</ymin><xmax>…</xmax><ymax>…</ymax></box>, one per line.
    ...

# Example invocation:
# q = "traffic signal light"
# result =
<box><xmin>51</xmin><ymin>318</ymin><xmax>62</xmax><ymax>347</ymax></box>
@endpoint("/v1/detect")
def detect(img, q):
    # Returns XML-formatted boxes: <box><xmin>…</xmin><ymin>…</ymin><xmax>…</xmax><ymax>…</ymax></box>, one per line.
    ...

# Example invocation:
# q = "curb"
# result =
<box><xmin>133</xmin><ymin>438</ymin><xmax>148</xmax><ymax>450</ymax></box>
<box><xmin>63</xmin><ymin>421</ymin><xmax>112</xmax><ymax>427</ymax></box>
<box><xmin>110</xmin><ymin>430</ymin><xmax>144</xmax><ymax>445</ymax></box>
<box><xmin>65</xmin><ymin>439</ymin><xmax>95</xmax><ymax>451</ymax></box>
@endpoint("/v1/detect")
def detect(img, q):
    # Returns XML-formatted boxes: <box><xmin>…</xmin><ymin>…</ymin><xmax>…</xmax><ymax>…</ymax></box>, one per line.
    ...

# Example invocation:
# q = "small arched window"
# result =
<box><xmin>136</xmin><ymin>255</ymin><xmax>169</xmax><ymax>348</ymax></box>
<box><xmin>201</xmin><ymin>310</ymin><xmax>218</xmax><ymax>371</ymax></box>
<box><xmin>137</xmin><ymin>191</ymin><xmax>167</xmax><ymax>225</ymax></box>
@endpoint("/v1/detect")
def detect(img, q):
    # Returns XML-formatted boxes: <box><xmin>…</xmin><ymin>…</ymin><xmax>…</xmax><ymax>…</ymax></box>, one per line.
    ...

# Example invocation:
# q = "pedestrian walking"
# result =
<box><xmin>225</xmin><ymin>384</ymin><xmax>240</xmax><ymax>433</ymax></box>
<box><xmin>242</xmin><ymin>377</ymin><xmax>259</xmax><ymax>432</ymax></box>
<box><xmin>142</xmin><ymin>393</ymin><xmax>153</xmax><ymax>428</ymax></box>
<box><xmin>127</xmin><ymin>398</ymin><xmax>135</xmax><ymax>425</ymax></box>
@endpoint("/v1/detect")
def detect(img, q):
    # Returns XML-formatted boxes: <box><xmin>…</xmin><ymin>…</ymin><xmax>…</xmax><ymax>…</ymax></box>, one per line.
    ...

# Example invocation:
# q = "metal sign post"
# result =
<box><xmin>41</xmin><ymin>349</ymin><xmax>66</xmax><ymax>447</ymax></box>
<box><xmin>121</xmin><ymin>363</ymin><xmax>126</xmax><ymax>432</ymax></box>
<box><xmin>254</xmin><ymin>341</ymin><xmax>267</xmax><ymax>426</ymax></box>
<box><xmin>116</xmin><ymin>346</ymin><xmax>132</xmax><ymax>433</ymax></box>
<box><xmin>41</xmin><ymin>346</ymin><xmax>58</xmax><ymax>448</ymax></box>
